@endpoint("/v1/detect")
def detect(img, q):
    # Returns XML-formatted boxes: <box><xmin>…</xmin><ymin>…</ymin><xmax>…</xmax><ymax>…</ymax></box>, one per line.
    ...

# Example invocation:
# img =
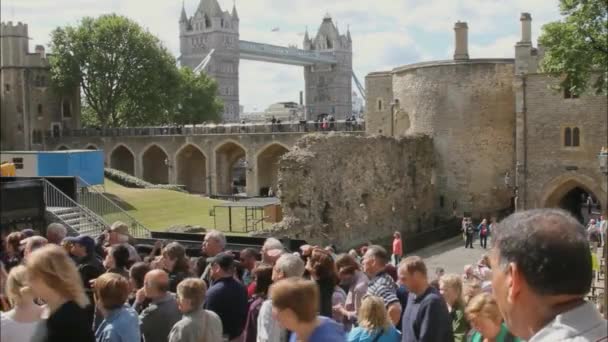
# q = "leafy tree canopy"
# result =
<box><xmin>171</xmin><ymin>67</ymin><xmax>223</xmax><ymax>125</ymax></box>
<box><xmin>538</xmin><ymin>0</ymin><xmax>608</xmax><ymax>95</ymax></box>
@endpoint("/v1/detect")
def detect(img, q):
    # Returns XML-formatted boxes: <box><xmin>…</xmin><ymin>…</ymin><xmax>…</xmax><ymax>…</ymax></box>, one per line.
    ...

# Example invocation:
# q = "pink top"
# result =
<box><xmin>392</xmin><ymin>238</ymin><xmax>403</xmax><ymax>256</ymax></box>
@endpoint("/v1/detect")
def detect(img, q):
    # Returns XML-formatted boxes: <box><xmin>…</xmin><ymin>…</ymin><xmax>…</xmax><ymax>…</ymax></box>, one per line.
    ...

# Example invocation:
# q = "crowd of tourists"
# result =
<box><xmin>0</xmin><ymin>208</ymin><xmax>606</xmax><ymax>342</ymax></box>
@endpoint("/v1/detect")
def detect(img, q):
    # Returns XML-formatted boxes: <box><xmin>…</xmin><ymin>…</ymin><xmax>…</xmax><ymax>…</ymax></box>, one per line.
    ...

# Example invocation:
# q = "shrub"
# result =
<box><xmin>104</xmin><ymin>168</ymin><xmax>186</xmax><ymax>192</ymax></box>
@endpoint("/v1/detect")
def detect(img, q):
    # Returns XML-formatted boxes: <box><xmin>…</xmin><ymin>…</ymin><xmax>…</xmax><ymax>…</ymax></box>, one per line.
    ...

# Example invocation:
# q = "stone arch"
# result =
<box><xmin>214</xmin><ymin>140</ymin><xmax>247</xmax><ymax>195</ymax></box>
<box><xmin>541</xmin><ymin>173</ymin><xmax>607</xmax><ymax>222</ymax></box>
<box><xmin>175</xmin><ymin>144</ymin><xmax>207</xmax><ymax>194</ymax></box>
<box><xmin>255</xmin><ymin>143</ymin><xmax>290</xmax><ymax>196</ymax></box>
<box><xmin>56</xmin><ymin>145</ymin><xmax>69</xmax><ymax>151</ymax></box>
<box><xmin>109</xmin><ymin>144</ymin><xmax>135</xmax><ymax>176</ymax></box>
<box><xmin>141</xmin><ymin>144</ymin><xmax>169</xmax><ymax>184</ymax></box>
<box><xmin>85</xmin><ymin>144</ymin><xmax>99</xmax><ymax>150</ymax></box>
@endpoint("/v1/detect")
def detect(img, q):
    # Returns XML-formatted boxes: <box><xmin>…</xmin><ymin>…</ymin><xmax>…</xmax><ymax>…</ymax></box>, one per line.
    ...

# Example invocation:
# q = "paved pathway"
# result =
<box><xmin>404</xmin><ymin>236</ymin><xmax>489</xmax><ymax>274</ymax></box>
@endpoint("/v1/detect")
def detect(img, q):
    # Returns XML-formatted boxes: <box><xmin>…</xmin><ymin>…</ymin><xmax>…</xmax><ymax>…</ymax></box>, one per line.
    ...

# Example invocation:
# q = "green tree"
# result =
<box><xmin>49</xmin><ymin>14</ymin><xmax>180</xmax><ymax>127</ymax></box>
<box><xmin>170</xmin><ymin>67</ymin><xmax>223</xmax><ymax>125</ymax></box>
<box><xmin>538</xmin><ymin>0</ymin><xmax>608</xmax><ymax>95</ymax></box>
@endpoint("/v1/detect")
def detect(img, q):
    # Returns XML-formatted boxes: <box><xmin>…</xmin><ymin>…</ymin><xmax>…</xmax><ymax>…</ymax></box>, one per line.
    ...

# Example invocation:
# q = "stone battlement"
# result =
<box><xmin>0</xmin><ymin>22</ymin><xmax>29</xmax><ymax>37</ymax></box>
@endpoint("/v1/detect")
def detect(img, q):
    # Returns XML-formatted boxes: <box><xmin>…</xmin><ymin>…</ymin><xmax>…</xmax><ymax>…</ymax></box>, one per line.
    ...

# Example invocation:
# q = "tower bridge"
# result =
<box><xmin>179</xmin><ymin>0</ymin><xmax>358</xmax><ymax>122</ymax></box>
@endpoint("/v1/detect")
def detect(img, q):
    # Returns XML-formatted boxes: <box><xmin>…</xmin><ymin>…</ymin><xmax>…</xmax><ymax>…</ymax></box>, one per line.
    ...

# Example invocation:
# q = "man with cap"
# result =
<box><xmin>66</xmin><ymin>234</ymin><xmax>104</xmax><ymax>326</ymax></box>
<box><xmin>204</xmin><ymin>252</ymin><xmax>248</xmax><ymax>342</ymax></box>
<box><xmin>99</xmin><ymin>221</ymin><xmax>140</xmax><ymax>264</ymax></box>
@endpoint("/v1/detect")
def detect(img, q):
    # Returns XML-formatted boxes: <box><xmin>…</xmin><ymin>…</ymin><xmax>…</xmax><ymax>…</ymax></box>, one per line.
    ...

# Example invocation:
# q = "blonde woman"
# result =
<box><xmin>465</xmin><ymin>293</ymin><xmax>520</xmax><ymax>342</ymax></box>
<box><xmin>0</xmin><ymin>265</ymin><xmax>44</xmax><ymax>342</ymax></box>
<box><xmin>25</xmin><ymin>244</ymin><xmax>95</xmax><ymax>342</ymax></box>
<box><xmin>347</xmin><ymin>296</ymin><xmax>400</xmax><ymax>342</ymax></box>
<box><xmin>439</xmin><ymin>274</ymin><xmax>470</xmax><ymax>342</ymax></box>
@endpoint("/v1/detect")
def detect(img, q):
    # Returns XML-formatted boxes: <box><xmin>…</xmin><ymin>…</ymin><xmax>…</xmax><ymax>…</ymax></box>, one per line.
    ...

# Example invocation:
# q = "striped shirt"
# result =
<box><xmin>366</xmin><ymin>272</ymin><xmax>399</xmax><ymax>306</ymax></box>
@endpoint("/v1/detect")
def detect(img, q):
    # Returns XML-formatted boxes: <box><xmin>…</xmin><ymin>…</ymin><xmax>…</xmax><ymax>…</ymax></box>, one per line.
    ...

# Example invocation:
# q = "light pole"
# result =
<box><xmin>598</xmin><ymin>147</ymin><xmax>608</xmax><ymax>319</ymax></box>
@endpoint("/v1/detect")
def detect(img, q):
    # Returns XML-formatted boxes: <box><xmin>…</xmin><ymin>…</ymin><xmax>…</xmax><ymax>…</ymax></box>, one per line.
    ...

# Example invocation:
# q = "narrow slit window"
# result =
<box><xmin>564</xmin><ymin>127</ymin><xmax>572</xmax><ymax>146</ymax></box>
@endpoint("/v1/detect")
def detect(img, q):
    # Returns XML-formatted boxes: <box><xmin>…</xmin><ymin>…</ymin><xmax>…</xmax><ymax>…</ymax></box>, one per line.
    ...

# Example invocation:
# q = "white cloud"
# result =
<box><xmin>1</xmin><ymin>0</ymin><xmax>562</xmax><ymax>112</ymax></box>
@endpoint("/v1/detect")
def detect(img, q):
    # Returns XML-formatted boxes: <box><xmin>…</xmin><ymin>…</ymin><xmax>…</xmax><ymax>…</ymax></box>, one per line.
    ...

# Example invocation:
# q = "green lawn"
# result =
<box><xmin>101</xmin><ymin>179</ymin><xmax>248</xmax><ymax>234</ymax></box>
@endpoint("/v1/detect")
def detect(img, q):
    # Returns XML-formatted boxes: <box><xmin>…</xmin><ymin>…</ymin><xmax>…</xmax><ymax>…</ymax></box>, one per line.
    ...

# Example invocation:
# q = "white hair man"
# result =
<box><xmin>46</xmin><ymin>223</ymin><xmax>67</xmax><ymax>245</ymax></box>
<box><xmin>257</xmin><ymin>253</ymin><xmax>305</xmax><ymax>342</ymax></box>
<box><xmin>200</xmin><ymin>230</ymin><xmax>227</xmax><ymax>285</ymax></box>
<box><xmin>106</xmin><ymin>221</ymin><xmax>140</xmax><ymax>263</ymax></box>
<box><xmin>261</xmin><ymin>237</ymin><xmax>284</xmax><ymax>264</ymax></box>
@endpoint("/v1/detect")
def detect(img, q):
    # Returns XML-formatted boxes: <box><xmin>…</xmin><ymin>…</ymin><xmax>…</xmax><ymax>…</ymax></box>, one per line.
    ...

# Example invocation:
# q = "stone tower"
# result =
<box><xmin>303</xmin><ymin>14</ymin><xmax>352</xmax><ymax>120</ymax></box>
<box><xmin>179</xmin><ymin>0</ymin><xmax>240</xmax><ymax>122</ymax></box>
<box><xmin>1</xmin><ymin>21</ymin><xmax>80</xmax><ymax>151</ymax></box>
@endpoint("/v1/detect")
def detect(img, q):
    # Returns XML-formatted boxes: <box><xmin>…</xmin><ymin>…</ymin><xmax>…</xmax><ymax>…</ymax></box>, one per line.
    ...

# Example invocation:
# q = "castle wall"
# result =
<box><xmin>391</xmin><ymin>60</ymin><xmax>516</xmax><ymax>217</ymax></box>
<box><xmin>364</xmin><ymin>71</ymin><xmax>393</xmax><ymax>135</ymax></box>
<box><xmin>521</xmin><ymin>74</ymin><xmax>608</xmax><ymax>212</ymax></box>
<box><xmin>267</xmin><ymin>133</ymin><xmax>435</xmax><ymax>250</ymax></box>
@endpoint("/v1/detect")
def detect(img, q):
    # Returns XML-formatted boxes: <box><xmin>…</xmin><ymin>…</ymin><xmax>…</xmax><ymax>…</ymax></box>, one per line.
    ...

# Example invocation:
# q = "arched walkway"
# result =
<box><xmin>541</xmin><ymin>174</ymin><xmax>606</xmax><ymax>223</ymax></box>
<box><xmin>57</xmin><ymin>145</ymin><xmax>69</xmax><ymax>151</ymax></box>
<box><xmin>215</xmin><ymin>141</ymin><xmax>246</xmax><ymax>195</ymax></box>
<box><xmin>176</xmin><ymin>144</ymin><xmax>207</xmax><ymax>194</ymax></box>
<box><xmin>256</xmin><ymin>143</ymin><xmax>289</xmax><ymax>196</ymax></box>
<box><xmin>142</xmin><ymin>145</ymin><xmax>169</xmax><ymax>184</ymax></box>
<box><xmin>110</xmin><ymin>145</ymin><xmax>135</xmax><ymax>176</ymax></box>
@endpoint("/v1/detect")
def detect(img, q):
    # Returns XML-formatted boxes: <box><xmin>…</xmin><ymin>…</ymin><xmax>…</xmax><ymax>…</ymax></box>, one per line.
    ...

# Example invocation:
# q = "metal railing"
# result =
<box><xmin>43</xmin><ymin>179</ymin><xmax>108</xmax><ymax>236</ymax></box>
<box><xmin>76</xmin><ymin>177</ymin><xmax>151</xmax><ymax>238</ymax></box>
<box><xmin>45</xmin><ymin>120</ymin><xmax>365</xmax><ymax>138</ymax></box>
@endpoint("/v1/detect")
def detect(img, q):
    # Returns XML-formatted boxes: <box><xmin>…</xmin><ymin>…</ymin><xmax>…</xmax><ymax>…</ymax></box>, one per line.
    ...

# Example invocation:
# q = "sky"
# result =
<box><xmin>0</xmin><ymin>0</ymin><xmax>562</xmax><ymax>112</ymax></box>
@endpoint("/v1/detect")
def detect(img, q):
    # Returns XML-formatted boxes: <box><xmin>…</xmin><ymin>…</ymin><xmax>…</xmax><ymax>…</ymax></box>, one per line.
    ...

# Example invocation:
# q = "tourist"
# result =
<box><xmin>103</xmin><ymin>244</ymin><xmax>130</xmax><ymax>278</ymax></box>
<box><xmin>22</xmin><ymin>236</ymin><xmax>48</xmax><ymax>259</ymax></box>
<box><xmin>169</xmin><ymin>278</ymin><xmax>223</xmax><ymax>342</ymax></box>
<box><xmin>270</xmin><ymin>278</ymin><xmax>345</xmax><ymax>342</ymax></box>
<box><xmin>204</xmin><ymin>252</ymin><xmax>248</xmax><ymax>341</ymax></box>
<box><xmin>598</xmin><ymin>215</ymin><xmax>606</xmax><ymax>247</ymax></box>
<box><xmin>46</xmin><ymin>223</ymin><xmax>67</xmax><ymax>245</ymax></box>
<box><xmin>362</xmin><ymin>245</ymin><xmax>401</xmax><ymax>325</ymax></box>
<box><xmin>257</xmin><ymin>253</ymin><xmax>306</xmax><ymax>342</ymax></box>
<box><xmin>3</xmin><ymin>231</ymin><xmax>24</xmax><ymax>271</ymax></box>
<box><xmin>306</xmin><ymin>248</ymin><xmax>340</xmax><ymax>318</ymax></box>
<box><xmin>240</xmin><ymin>248</ymin><xmax>259</xmax><ymax>287</ymax></box>
<box><xmin>392</xmin><ymin>232</ymin><xmax>403</xmax><ymax>265</ymax></box>
<box><xmin>462</xmin><ymin>279</ymin><xmax>482</xmax><ymax>305</ymax></box>
<box><xmin>200</xmin><ymin>230</ymin><xmax>226</xmax><ymax>285</ymax></box>
<box><xmin>465</xmin><ymin>293</ymin><xmax>519</xmax><ymax>342</ymax></box>
<box><xmin>127</xmin><ymin>262</ymin><xmax>150</xmax><ymax>306</ymax></box>
<box><xmin>93</xmin><ymin>273</ymin><xmax>141</xmax><ymax>342</ymax></box>
<box><xmin>477</xmin><ymin>218</ymin><xmax>489</xmax><ymax>249</ymax></box>
<box><xmin>105</xmin><ymin>222</ymin><xmax>140</xmax><ymax>264</ymax></box>
<box><xmin>160</xmin><ymin>242</ymin><xmax>192</xmax><ymax>292</ymax></box>
<box><xmin>399</xmin><ymin>256</ymin><xmax>454</xmax><ymax>342</ymax></box>
<box><xmin>135</xmin><ymin>269</ymin><xmax>181</xmax><ymax>342</ymax></box>
<box><xmin>26</xmin><ymin>244</ymin><xmax>94</xmax><ymax>342</ymax></box>
<box><xmin>244</xmin><ymin>264</ymin><xmax>273</xmax><ymax>342</ymax></box>
<box><xmin>490</xmin><ymin>209</ymin><xmax>607</xmax><ymax>341</ymax></box>
<box><xmin>261</xmin><ymin>238</ymin><xmax>284</xmax><ymax>264</ymax></box>
<box><xmin>347</xmin><ymin>296</ymin><xmax>401</xmax><ymax>342</ymax></box>
<box><xmin>439</xmin><ymin>274</ymin><xmax>470</xmax><ymax>342</ymax></box>
<box><xmin>429</xmin><ymin>267</ymin><xmax>445</xmax><ymax>291</ymax></box>
<box><xmin>0</xmin><ymin>265</ymin><xmax>44</xmax><ymax>342</ymax></box>
<box><xmin>463</xmin><ymin>218</ymin><xmax>475</xmax><ymax>249</ymax></box>
<box><xmin>333</xmin><ymin>253</ymin><xmax>368</xmax><ymax>330</ymax></box>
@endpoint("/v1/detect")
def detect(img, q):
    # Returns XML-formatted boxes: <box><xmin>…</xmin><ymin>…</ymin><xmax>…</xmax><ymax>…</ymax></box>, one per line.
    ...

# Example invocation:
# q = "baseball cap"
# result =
<box><xmin>207</xmin><ymin>252</ymin><xmax>235</xmax><ymax>270</ymax></box>
<box><xmin>64</xmin><ymin>235</ymin><xmax>95</xmax><ymax>251</ymax></box>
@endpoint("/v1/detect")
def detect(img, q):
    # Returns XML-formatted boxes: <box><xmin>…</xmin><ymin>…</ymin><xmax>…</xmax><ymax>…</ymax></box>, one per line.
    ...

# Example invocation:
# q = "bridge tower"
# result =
<box><xmin>303</xmin><ymin>15</ymin><xmax>352</xmax><ymax>120</ymax></box>
<box><xmin>179</xmin><ymin>0</ymin><xmax>240</xmax><ymax>122</ymax></box>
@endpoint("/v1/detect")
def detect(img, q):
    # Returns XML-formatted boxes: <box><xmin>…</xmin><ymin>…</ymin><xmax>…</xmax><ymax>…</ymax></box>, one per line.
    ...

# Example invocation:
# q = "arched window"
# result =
<box><xmin>564</xmin><ymin>127</ymin><xmax>572</xmax><ymax>146</ymax></box>
<box><xmin>205</xmin><ymin>15</ymin><xmax>211</xmax><ymax>28</ymax></box>
<box><xmin>572</xmin><ymin>127</ymin><xmax>580</xmax><ymax>147</ymax></box>
<box><xmin>326</xmin><ymin>37</ymin><xmax>332</xmax><ymax>49</ymax></box>
<box><xmin>37</xmin><ymin>104</ymin><xmax>43</xmax><ymax>116</ymax></box>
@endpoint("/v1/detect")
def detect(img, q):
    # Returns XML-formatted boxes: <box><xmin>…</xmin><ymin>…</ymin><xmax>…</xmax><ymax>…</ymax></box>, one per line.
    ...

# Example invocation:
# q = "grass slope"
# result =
<box><xmin>102</xmin><ymin>178</ymin><xmax>247</xmax><ymax>234</ymax></box>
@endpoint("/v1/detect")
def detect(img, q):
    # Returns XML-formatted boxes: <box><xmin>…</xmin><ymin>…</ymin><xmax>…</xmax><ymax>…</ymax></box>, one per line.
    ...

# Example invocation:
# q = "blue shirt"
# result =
<box><xmin>401</xmin><ymin>287</ymin><xmax>454</xmax><ymax>342</ymax></box>
<box><xmin>289</xmin><ymin>317</ymin><xmax>346</xmax><ymax>342</ymax></box>
<box><xmin>95</xmin><ymin>305</ymin><xmax>141</xmax><ymax>342</ymax></box>
<box><xmin>205</xmin><ymin>276</ymin><xmax>248</xmax><ymax>340</ymax></box>
<box><xmin>348</xmin><ymin>325</ymin><xmax>401</xmax><ymax>342</ymax></box>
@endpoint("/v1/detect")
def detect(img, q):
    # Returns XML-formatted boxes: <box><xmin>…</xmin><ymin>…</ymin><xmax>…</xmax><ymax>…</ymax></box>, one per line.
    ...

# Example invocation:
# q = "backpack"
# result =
<box><xmin>466</xmin><ymin>224</ymin><xmax>474</xmax><ymax>234</ymax></box>
<box><xmin>480</xmin><ymin>226</ymin><xmax>488</xmax><ymax>236</ymax></box>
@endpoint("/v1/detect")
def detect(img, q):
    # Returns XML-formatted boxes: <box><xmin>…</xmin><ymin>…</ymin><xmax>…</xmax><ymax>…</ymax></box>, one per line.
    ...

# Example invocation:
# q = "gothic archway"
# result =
<box><xmin>256</xmin><ymin>143</ymin><xmax>289</xmax><ymax>196</ymax></box>
<box><xmin>215</xmin><ymin>141</ymin><xmax>246</xmax><ymax>195</ymax></box>
<box><xmin>142</xmin><ymin>145</ymin><xmax>169</xmax><ymax>184</ymax></box>
<box><xmin>176</xmin><ymin>144</ymin><xmax>207</xmax><ymax>194</ymax></box>
<box><xmin>541</xmin><ymin>175</ymin><xmax>606</xmax><ymax>223</ymax></box>
<box><xmin>110</xmin><ymin>145</ymin><xmax>135</xmax><ymax>176</ymax></box>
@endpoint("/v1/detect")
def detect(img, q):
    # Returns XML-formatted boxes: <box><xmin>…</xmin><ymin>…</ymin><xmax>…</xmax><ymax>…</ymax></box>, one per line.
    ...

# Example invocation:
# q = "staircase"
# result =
<box><xmin>43</xmin><ymin>180</ymin><xmax>108</xmax><ymax>236</ymax></box>
<box><xmin>76</xmin><ymin>178</ymin><xmax>151</xmax><ymax>238</ymax></box>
